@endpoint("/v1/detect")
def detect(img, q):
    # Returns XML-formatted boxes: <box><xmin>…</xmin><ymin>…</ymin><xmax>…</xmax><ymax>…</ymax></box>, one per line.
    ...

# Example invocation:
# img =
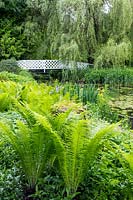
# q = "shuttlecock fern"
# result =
<box><xmin>54</xmin><ymin>117</ymin><xmax>117</xmax><ymax>195</ymax></box>
<box><xmin>30</xmin><ymin>108</ymin><xmax>118</xmax><ymax>196</ymax></box>
<box><xmin>0</xmin><ymin>104</ymin><xmax>54</xmax><ymax>189</ymax></box>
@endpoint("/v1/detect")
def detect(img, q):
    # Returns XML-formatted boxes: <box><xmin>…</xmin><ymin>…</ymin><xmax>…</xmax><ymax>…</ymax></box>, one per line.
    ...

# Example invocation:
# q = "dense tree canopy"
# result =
<box><xmin>0</xmin><ymin>0</ymin><xmax>132</xmax><ymax>67</ymax></box>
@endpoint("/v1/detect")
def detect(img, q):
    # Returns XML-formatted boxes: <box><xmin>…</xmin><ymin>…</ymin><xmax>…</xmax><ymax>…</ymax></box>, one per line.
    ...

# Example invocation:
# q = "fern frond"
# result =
<box><xmin>83</xmin><ymin>124</ymin><xmax>118</xmax><ymax>172</ymax></box>
<box><xmin>0</xmin><ymin>93</ymin><xmax>11</xmax><ymax>112</ymax></box>
<box><xmin>32</xmin><ymin>111</ymin><xmax>69</xmax><ymax>185</ymax></box>
<box><xmin>0</xmin><ymin>108</ymin><xmax>55</xmax><ymax>188</ymax></box>
<box><xmin>52</xmin><ymin>116</ymin><xmax>118</xmax><ymax>195</ymax></box>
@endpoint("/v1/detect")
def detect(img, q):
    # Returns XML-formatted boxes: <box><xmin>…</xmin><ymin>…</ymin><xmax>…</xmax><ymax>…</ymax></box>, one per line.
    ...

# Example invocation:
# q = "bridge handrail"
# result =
<box><xmin>17</xmin><ymin>60</ymin><xmax>93</xmax><ymax>72</ymax></box>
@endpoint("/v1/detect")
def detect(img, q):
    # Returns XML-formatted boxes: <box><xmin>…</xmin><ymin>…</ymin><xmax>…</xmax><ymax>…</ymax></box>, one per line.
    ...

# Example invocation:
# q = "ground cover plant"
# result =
<box><xmin>0</xmin><ymin>73</ymin><xmax>133</xmax><ymax>200</ymax></box>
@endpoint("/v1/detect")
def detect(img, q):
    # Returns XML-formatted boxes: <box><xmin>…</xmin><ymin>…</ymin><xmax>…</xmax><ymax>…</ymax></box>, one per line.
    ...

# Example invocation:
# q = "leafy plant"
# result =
<box><xmin>0</xmin><ymin>81</ymin><xmax>23</xmax><ymax>106</ymax></box>
<box><xmin>0</xmin><ymin>103</ymin><xmax>54</xmax><ymax>191</ymax></box>
<box><xmin>0</xmin><ymin>31</ymin><xmax>25</xmax><ymax>59</ymax></box>
<box><xmin>78</xmin><ymin>141</ymin><xmax>131</xmax><ymax>200</ymax></box>
<box><xmin>0</xmin><ymin>93</ymin><xmax>11</xmax><ymax>112</ymax></box>
<box><xmin>55</xmin><ymin>119</ymin><xmax>118</xmax><ymax>196</ymax></box>
<box><xmin>114</xmin><ymin>130</ymin><xmax>133</xmax><ymax>199</ymax></box>
<box><xmin>33</xmin><ymin>104</ymin><xmax>119</xmax><ymax>197</ymax></box>
<box><xmin>0</xmin><ymin>76</ymin><xmax>132</xmax><ymax>199</ymax></box>
<box><xmin>0</xmin><ymin>141</ymin><xmax>23</xmax><ymax>200</ymax></box>
<box><xmin>0</xmin><ymin>111</ymin><xmax>25</xmax><ymax>199</ymax></box>
<box><xmin>0</xmin><ymin>90</ymin><xmax>119</xmax><ymax>199</ymax></box>
<box><xmin>0</xmin><ymin>59</ymin><xmax>21</xmax><ymax>74</ymax></box>
<box><xmin>0</xmin><ymin>71</ymin><xmax>34</xmax><ymax>83</ymax></box>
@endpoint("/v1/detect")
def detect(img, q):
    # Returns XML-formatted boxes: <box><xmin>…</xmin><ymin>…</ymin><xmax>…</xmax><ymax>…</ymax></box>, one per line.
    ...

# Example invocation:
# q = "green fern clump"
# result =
<box><xmin>53</xmin><ymin>117</ymin><xmax>118</xmax><ymax>196</ymax></box>
<box><xmin>0</xmin><ymin>104</ymin><xmax>54</xmax><ymax>190</ymax></box>
<box><xmin>28</xmin><ymin>96</ymin><xmax>119</xmax><ymax>196</ymax></box>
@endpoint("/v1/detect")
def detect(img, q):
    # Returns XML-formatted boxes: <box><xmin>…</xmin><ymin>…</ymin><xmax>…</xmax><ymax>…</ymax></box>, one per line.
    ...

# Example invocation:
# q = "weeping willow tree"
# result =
<box><xmin>94</xmin><ymin>38</ymin><xmax>132</xmax><ymax>68</ymax></box>
<box><xmin>94</xmin><ymin>0</ymin><xmax>132</xmax><ymax>67</ymax></box>
<box><xmin>24</xmin><ymin>0</ymin><xmax>132</xmax><ymax>67</ymax></box>
<box><xmin>24</xmin><ymin>0</ymin><xmax>59</xmax><ymax>59</ymax></box>
<box><xmin>0</xmin><ymin>0</ymin><xmax>132</xmax><ymax>65</ymax></box>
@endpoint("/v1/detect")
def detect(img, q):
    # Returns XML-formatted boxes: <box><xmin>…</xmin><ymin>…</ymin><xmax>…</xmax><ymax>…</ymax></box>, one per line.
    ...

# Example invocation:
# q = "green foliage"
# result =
<box><xmin>97</xmin><ymin>91</ymin><xmax>119</xmax><ymax>123</ymax></box>
<box><xmin>0</xmin><ymin>2</ymin><xmax>26</xmax><ymax>60</ymax></box>
<box><xmin>0</xmin><ymin>81</ymin><xmax>22</xmax><ymax>103</ymax></box>
<box><xmin>45</xmin><ymin>67</ymin><xmax>133</xmax><ymax>86</ymax></box>
<box><xmin>0</xmin><ymin>93</ymin><xmax>11</xmax><ymax>112</ymax></box>
<box><xmin>79</xmin><ymin>147</ymin><xmax>131</xmax><ymax>199</ymax></box>
<box><xmin>29</xmin><ymin>171</ymin><xmax>65</xmax><ymax>200</ymax></box>
<box><xmin>54</xmin><ymin>119</ymin><xmax>118</xmax><ymax>196</ymax></box>
<box><xmin>24</xmin><ymin>97</ymin><xmax>119</xmax><ymax>197</ymax></box>
<box><xmin>94</xmin><ymin>38</ymin><xmax>132</xmax><ymax>68</ymax></box>
<box><xmin>0</xmin><ymin>112</ymin><xmax>24</xmax><ymax>200</ymax></box>
<box><xmin>0</xmin><ymin>31</ymin><xmax>25</xmax><ymax>59</ymax></box>
<box><xmin>0</xmin><ymin>142</ymin><xmax>23</xmax><ymax>200</ymax></box>
<box><xmin>77</xmin><ymin>128</ymin><xmax>133</xmax><ymax>200</ymax></box>
<box><xmin>84</xmin><ymin>67</ymin><xmax>133</xmax><ymax>86</ymax></box>
<box><xmin>62</xmin><ymin>83</ymin><xmax>98</xmax><ymax>104</ymax></box>
<box><xmin>0</xmin><ymin>71</ymin><xmax>34</xmax><ymax>82</ymax></box>
<box><xmin>118</xmin><ymin>130</ymin><xmax>133</xmax><ymax>175</ymax></box>
<box><xmin>0</xmin><ymin>104</ymin><xmax>55</xmax><ymax>189</ymax></box>
<box><xmin>0</xmin><ymin>113</ymin><xmax>131</xmax><ymax>200</ymax></box>
<box><xmin>0</xmin><ymin>0</ymin><xmax>26</xmax><ymax>15</ymax></box>
<box><xmin>0</xmin><ymin>81</ymin><xmax>21</xmax><ymax>112</ymax></box>
<box><xmin>0</xmin><ymin>59</ymin><xmax>21</xmax><ymax>74</ymax></box>
<box><xmin>0</xmin><ymin>78</ymin><xmax>132</xmax><ymax>199</ymax></box>
<box><xmin>111</xmin><ymin>0</ymin><xmax>132</xmax><ymax>38</ymax></box>
<box><xmin>0</xmin><ymin>0</ymin><xmax>132</xmax><ymax>64</ymax></box>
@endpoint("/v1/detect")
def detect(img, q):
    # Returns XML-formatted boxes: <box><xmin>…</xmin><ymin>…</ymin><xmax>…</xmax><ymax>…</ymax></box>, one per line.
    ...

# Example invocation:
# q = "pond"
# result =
<box><xmin>109</xmin><ymin>87</ymin><xmax>133</xmax><ymax>128</ymax></box>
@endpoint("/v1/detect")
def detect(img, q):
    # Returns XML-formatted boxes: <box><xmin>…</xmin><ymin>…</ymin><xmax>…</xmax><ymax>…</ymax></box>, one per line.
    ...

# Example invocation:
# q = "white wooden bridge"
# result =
<box><xmin>17</xmin><ymin>60</ymin><xmax>93</xmax><ymax>73</ymax></box>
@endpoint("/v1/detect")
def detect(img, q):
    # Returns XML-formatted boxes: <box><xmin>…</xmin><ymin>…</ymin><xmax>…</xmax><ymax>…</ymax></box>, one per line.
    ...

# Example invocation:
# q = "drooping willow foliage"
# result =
<box><xmin>0</xmin><ymin>0</ymin><xmax>132</xmax><ymax>67</ymax></box>
<box><xmin>94</xmin><ymin>38</ymin><xmax>132</xmax><ymax>68</ymax></box>
<box><xmin>25</xmin><ymin>0</ymin><xmax>133</xmax><ymax>66</ymax></box>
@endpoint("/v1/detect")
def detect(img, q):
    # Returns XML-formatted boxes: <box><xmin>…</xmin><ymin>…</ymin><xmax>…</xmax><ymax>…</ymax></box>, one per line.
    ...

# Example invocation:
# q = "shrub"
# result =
<box><xmin>0</xmin><ymin>59</ymin><xmax>21</xmax><ymax>74</ymax></box>
<box><xmin>0</xmin><ymin>71</ymin><xmax>34</xmax><ymax>82</ymax></box>
<box><xmin>0</xmin><ymin>31</ymin><xmax>25</xmax><ymax>60</ymax></box>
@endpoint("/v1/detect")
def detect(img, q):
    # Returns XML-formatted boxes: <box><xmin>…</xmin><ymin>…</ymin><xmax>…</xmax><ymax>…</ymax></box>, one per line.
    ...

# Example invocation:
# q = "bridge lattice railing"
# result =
<box><xmin>17</xmin><ymin>60</ymin><xmax>93</xmax><ymax>72</ymax></box>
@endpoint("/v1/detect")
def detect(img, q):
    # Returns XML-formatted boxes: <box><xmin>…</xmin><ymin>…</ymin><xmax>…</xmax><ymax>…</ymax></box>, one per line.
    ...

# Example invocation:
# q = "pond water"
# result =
<box><xmin>109</xmin><ymin>87</ymin><xmax>133</xmax><ymax>128</ymax></box>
